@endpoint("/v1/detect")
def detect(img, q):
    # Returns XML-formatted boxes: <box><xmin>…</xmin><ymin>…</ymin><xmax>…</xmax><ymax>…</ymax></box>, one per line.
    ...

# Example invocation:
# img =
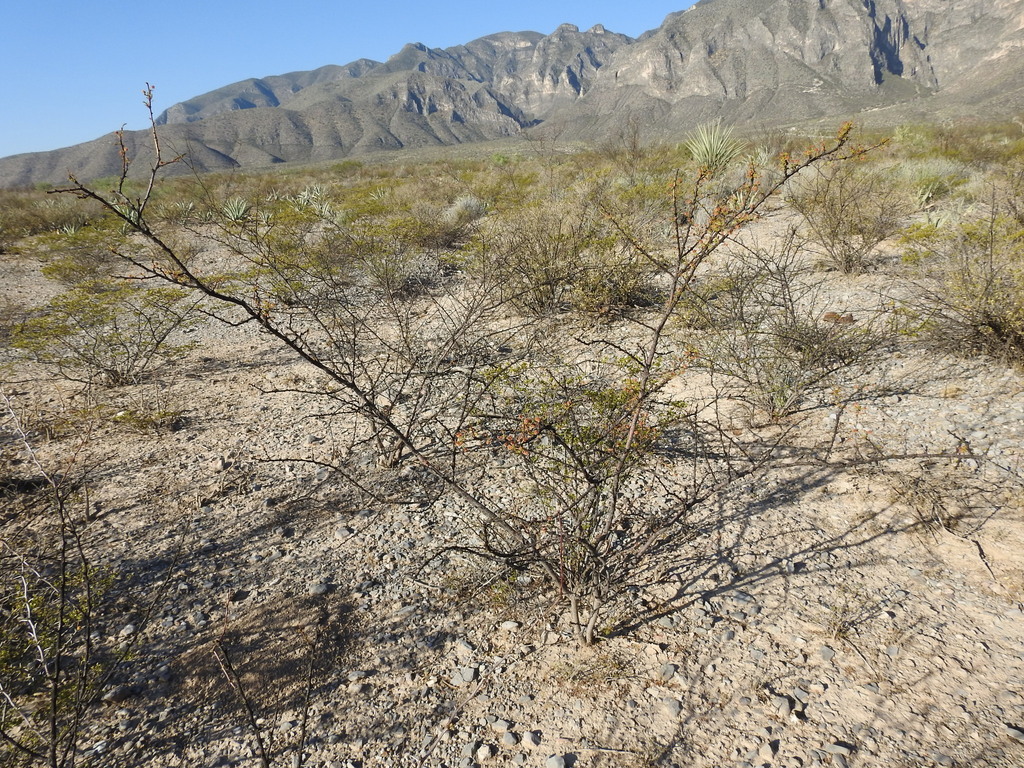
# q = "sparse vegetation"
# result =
<box><xmin>1</xmin><ymin>101</ymin><xmax>1023</xmax><ymax>767</ymax></box>
<box><xmin>11</xmin><ymin>279</ymin><xmax>200</xmax><ymax>387</ymax></box>
<box><xmin>790</xmin><ymin>157</ymin><xmax>912</xmax><ymax>273</ymax></box>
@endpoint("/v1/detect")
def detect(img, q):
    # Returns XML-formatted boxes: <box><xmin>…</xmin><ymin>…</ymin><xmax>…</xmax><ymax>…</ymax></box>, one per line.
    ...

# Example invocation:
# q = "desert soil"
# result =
<box><xmin>2</xmin><ymin>230</ymin><xmax>1023</xmax><ymax>768</ymax></box>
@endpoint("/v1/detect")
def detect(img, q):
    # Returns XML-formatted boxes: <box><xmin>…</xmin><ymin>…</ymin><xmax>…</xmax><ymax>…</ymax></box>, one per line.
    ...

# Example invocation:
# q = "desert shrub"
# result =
<box><xmin>393</xmin><ymin>197</ymin><xmax>483</xmax><ymax>251</ymax></box>
<box><xmin>0</xmin><ymin>401</ymin><xmax>151</xmax><ymax>768</ymax></box>
<box><xmin>470</xmin><ymin>357</ymin><xmax>688</xmax><ymax>640</ymax></box>
<box><xmin>480</xmin><ymin>202</ymin><xmax>603</xmax><ymax>314</ymax></box>
<box><xmin>11</xmin><ymin>279</ymin><xmax>200</xmax><ymax>386</ymax></box>
<box><xmin>110</xmin><ymin>386</ymin><xmax>186</xmax><ymax>434</ymax></box>
<box><xmin>35</xmin><ymin>217</ymin><xmax>130</xmax><ymax>286</ymax></box>
<box><xmin>687</xmin><ymin>234</ymin><xmax>885</xmax><ymax>421</ymax></box>
<box><xmin>995</xmin><ymin>157</ymin><xmax>1024</xmax><ymax>226</ymax></box>
<box><xmin>789</xmin><ymin>160</ymin><xmax>912</xmax><ymax>272</ymax></box>
<box><xmin>904</xmin><ymin>207</ymin><xmax>1024</xmax><ymax>364</ymax></box>
<box><xmin>55</xmin><ymin>102</ymin><xmax>865</xmax><ymax>644</ymax></box>
<box><xmin>0</xmin><ymin>191</ymin><xmax>99</xmax><ymax>253</ymax></box>
<box><xmin>442</xmin><ymin>194</ymin><xmax>486</xmax><ymax>227</ymax></box>
<box><xmin>894</xmin><ymin>157</ymin><xmax>973</xmax><ymax>208</ymax></box>
<box><xmin>478</xmin><ymin>190</ymin><xmax>654</xmax><ymax>316</ymax></box>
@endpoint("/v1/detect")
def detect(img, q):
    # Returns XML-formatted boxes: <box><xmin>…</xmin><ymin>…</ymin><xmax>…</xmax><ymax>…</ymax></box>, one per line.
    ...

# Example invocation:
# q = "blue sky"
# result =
<box><xmin>0</xmin><ymin>1</ymin><xmax>694</xmax><ymax>159</ymax></box>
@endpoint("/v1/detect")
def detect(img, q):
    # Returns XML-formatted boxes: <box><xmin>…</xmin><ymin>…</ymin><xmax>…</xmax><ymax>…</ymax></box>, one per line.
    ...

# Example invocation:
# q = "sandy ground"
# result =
<box><xmin>2</xmin><ymin>225</ymin><xmax>1023</xmax><ymax>768</ymax></box>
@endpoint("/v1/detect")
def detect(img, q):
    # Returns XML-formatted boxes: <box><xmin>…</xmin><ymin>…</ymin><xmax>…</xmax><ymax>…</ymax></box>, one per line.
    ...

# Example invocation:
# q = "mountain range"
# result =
<box><xmin>3</xmin><ymin>0</ymin><xmax>1023</xmax><ymax>188</ymax></box>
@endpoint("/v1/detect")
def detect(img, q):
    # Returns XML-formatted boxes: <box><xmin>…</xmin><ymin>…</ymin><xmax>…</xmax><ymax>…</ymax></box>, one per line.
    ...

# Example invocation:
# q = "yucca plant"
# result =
<box><xmin>684</xmin><ymin>119</ymin><xmax>745</xmax><ymax>175</ymax></box>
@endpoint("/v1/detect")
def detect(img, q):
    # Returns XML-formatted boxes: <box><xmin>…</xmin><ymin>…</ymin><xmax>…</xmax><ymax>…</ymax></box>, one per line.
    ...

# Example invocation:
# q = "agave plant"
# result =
<box><xmin>685</xmin><ymin>119</ymin><xmax>745</xmax><ymax>175</ymax></box>
<box><xmin>221</xmin><ymin>196</ymin><xmax>251</xmax><ymax>224</ymax></box>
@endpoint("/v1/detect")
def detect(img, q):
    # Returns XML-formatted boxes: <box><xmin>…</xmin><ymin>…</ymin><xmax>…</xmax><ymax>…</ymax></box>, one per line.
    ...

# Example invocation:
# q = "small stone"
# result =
<box><xmin>119</xmin><ymin>624</ymin><xmax>137</xmax><ymax>638</ymax></box>
<box><xmin>662</xmin><ymin>698</ymin><xmax>682</xmax><ymax>717</ymax></box>
<box><xmin>512</xmin><ymin>754</ymin><xmax>528</xmax><ymax>765</ymax></box>
<box><xmin>773</xmin><ymin>696</ymin><xmax>793</xmax><ymax>718</ymax></box>
<box><xmin>502</xmin><ymin>732</ymin><xmax>519</xmax><ymax>747</ymax></box>
<box><xmin>819</xmin><ymin>646</ymin><xmax>836</xmax><ymax>661</ymax></box>
<box><xmin>545</xmin><ymin>756</ymin><xmax>566</xmax><ymax>768</ymax></box>
<box><xmin>824</xmin><ymin>742</ymin><xmax>852</xmax><ymax>756</ymax></box>
<box><xmin>658</xmin><ymin>663</ymin><xmax>678</xmax><ymax>682</ymax></box>
<box><xmin>475</xmin><ymin>743</ymin><xmax>496</xmax><ymax>762</ymax></box>
<box><xmin>523</xmin><ymin>731</ymin><xmax>541</xmax><ymax>748</ymax></box>
<box><xmin>491</xmin><ymin>719</ymin><xmax>511</xmax><ymax>733</ymax></box>
<box><xmin>101</xmin><ymin>686</ymin><xmax>132</xmax><ymax>704</ymax></box>
<box><xmin>307</xmin><ymin>582</ymin><xmax>330</xmax><ymax>596</ymax></box>
<box><xmin>758</xmin><ymin>740</ymin><xmax>779</xmax><ymax>761</ymax></box>
<box><xmin>500</xmin><ymin>621</ymin><xmax>521</xmax><ymax>631</ymax></box>
<box><xmin>452</xmin><ymin>666</ymin><xmax>477</xmax><ymax>686</ymax></box>
<box><xmin>1005</xmin><ymin>724</ymin><xmax>1024</xmax><ymax>743</ymax></box>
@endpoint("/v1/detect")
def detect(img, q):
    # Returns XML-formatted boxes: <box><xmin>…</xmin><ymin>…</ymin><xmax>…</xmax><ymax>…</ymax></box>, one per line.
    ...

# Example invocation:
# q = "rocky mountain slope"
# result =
<box><xmin>2</xmin><ymin>0</ymin><xmax>1023</xmax><ymax>187</ymax></box>
<box><xmin>545</xmin><ymin>0</ymin><xmax>1024</xmax><ymax>138</ymax></box>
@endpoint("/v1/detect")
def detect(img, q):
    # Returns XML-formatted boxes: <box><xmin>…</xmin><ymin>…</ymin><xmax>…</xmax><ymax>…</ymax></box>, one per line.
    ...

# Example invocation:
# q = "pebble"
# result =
<box><xmin>475</xmin><ymin>743</ymin><xmax>496</xmax><ymax>762</ymax></box>
<box><xmin>452</xmin><ymin>666</ymin><xmax>477</xmax><ymax>686</ymax></box>
<box><xmin>758</xmin><ymin>740</ymin><xmax>778</xmax><ymax>761</ymax></box>
<box><xmin>1005</xmin><ymin>724</ymin><xmax>1024</xmax><ymax>743</ymax></box>
<box><xmin>663</xmin><ymin>698</ymin><xmax>682</xmax><ymax>717</ymax></box>
<box><xmin>658</xmin><ymin>663</ymin><xmax>678</xmax><ymax>682</ymax></box>
<box><xmin>502</xmin><ymin>731</ymin><xmax>519</xmax><ymax>747</ymax></box>
<box><xmin>773</xmin><ymin>696</ymin><xmax>793</xmax><ymax>718</ymax></box>
<box><xmin>545</xmin><ymin>756</ymin><xmax>566</xmax><ymax>768</ymax></box>
<box><xmin>307</xmin><ymin>581</ymin><xmax>330</xmax><ymax>596</ymax></box>
<box><xmin>101</xmin><ymin>686</ymin><xmax>133</xmax><ymax>704</ymax></box>
<box><xmin>819</xmin><ymin>646</ymin><xmax>836</xmax><ymax>661</ymax></box>
<box><xmin>523</xmin><ymin>731</ymin><xmax>542</xmax><ymax>748</ymax></box>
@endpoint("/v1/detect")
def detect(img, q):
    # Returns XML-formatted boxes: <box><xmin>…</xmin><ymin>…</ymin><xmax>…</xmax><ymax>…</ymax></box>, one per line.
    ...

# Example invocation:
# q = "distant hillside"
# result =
<box><xmin>2</xmin><ymin>0</ymin><xmax>1023</xmax><ymax>188</ymax></box>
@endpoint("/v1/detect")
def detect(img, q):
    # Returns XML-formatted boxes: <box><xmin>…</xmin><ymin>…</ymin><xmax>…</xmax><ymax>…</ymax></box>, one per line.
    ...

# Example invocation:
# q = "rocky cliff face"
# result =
<box><xmin>540</xmin><ymin>0</ymin><xmax>1024</xmax><ymax>141</ymax></box>
<box><xmin>3</xmin><ymin>0</ymin><xmax>1023</xmax><ymax>187</ymax></box>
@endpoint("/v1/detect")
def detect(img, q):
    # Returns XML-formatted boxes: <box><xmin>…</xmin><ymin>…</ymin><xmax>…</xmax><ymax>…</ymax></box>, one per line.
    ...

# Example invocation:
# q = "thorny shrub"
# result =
<box><xmin>902</xmin><ymin>203</ymin><xmax>1024</xmax><ymax>364</ymax></box>
<box><xmin>789</xmin><ymin>158</ymin><xmax>912</xmax><ymax>273</ymax></box>
<box><xmin>51</xmin><ymin>97</ymin><xmax>875</xmax><ymax>643</ymax></box>
<box><xmin>11</xmin><ymin>279</ymin><xmax>201</xmax><ymax>387</ymax></box>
